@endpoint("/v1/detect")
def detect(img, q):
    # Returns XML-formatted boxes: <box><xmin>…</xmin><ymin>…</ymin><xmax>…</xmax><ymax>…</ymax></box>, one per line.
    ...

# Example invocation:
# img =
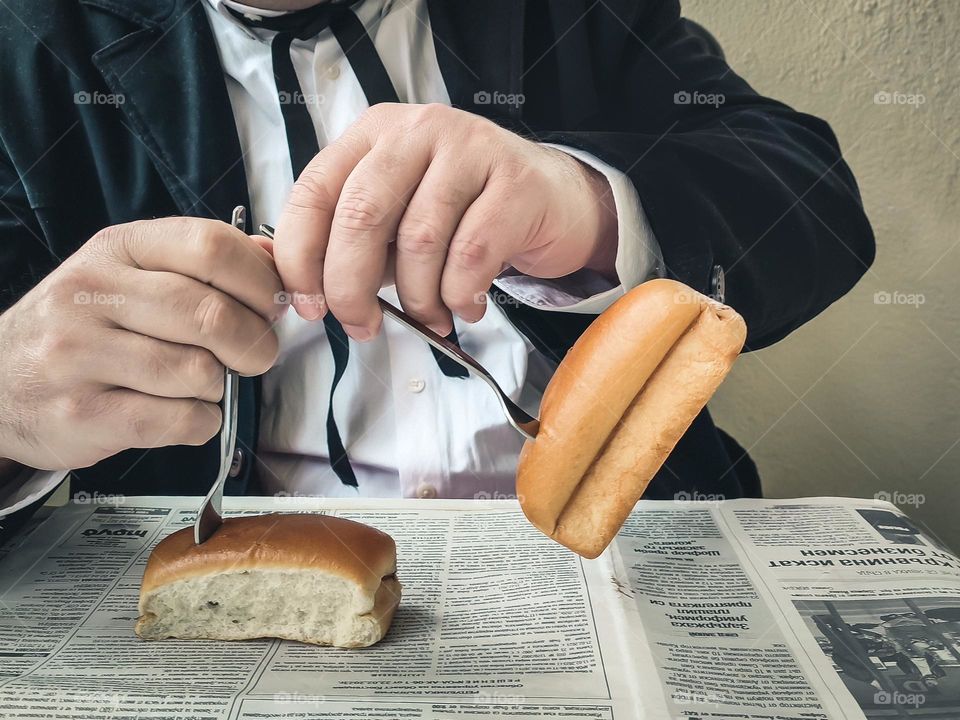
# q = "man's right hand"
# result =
<box><xmin>0</xmin><ymin>217</ymin><xmax>283</xmax><ymax>471</ymax></box>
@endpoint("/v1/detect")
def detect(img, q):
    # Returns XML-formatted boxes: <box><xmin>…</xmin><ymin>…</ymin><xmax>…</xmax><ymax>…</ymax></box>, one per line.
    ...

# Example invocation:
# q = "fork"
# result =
<box><xmin>193</xmin><ymin>207</ymin><xmax>244</xmax><ymax>544</ymax></box>
<box><xmin>258</xmin><ymin>223</ymin><xmax>540</xmax><ymax>440</ymax></box>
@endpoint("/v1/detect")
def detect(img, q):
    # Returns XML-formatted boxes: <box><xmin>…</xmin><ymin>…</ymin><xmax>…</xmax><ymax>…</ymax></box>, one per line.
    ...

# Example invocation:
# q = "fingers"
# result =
<box><xmin>323</xmin><ymin>143</ymin><xmax>432</xmax><ymax>339</ymax></box>
<box><xmin>82</xmin><ymin>329</ymin><xmax>225</xmax><ymax>403</ymax></box>
<box><xmin>441</xmin><ymin>187</ymin><xmax>541</xmax><ymax>323</ymax></box>
<box><xmin>394</xmin><ymin>150</ymin><xmax>485</xmax><ymax>335</ymax></box>
<box><xmin>91</xmin><ymin>389</ymin><xmax>222</xmax><ymax>452</ymax></box>
<box><xmin>107</xmin><ymin>266</ymin><xmax>279</xmax><ymax>376</ymax></box>
<box><xmin>273</xmin><ymin>124</ymin><xmax>373</xmax><ymax>321</ymax></box>
<box><xmin>102</xmin><ymin>217</ymin><xmax>284</xmax><ymax>322</ymax></box>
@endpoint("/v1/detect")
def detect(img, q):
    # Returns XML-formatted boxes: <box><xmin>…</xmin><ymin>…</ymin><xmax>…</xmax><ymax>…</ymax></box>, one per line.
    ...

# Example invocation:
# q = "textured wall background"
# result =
<box><xmin>683</xmin><ymin>0</ymin><xmax>960</xmax><ymax>547</ymax></box>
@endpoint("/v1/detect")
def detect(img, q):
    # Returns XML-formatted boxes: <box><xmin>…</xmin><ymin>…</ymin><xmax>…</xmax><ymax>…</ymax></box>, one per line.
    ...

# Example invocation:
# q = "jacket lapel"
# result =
<box><xmin>79</xmin><ymin>0</ymin><xmax>258</xmax><ymax>495</ymax></box>
<box><xmin>428</xmin><ymin>0</ymin><xmax>599</xmax><ymax>131</ymax></box>
<box><xmin>427</xmin><ymin>0</ymin><xmax>525</xmax><ymax>126</ymax></box>
<box><xmin>80</xmin><ymin>0</ymin><xmax>249</xmax><ymax>220</ymax></box>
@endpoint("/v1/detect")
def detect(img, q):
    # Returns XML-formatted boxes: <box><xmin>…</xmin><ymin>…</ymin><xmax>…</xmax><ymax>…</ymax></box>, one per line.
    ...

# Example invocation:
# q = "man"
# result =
<box><xmin>0</xmin><ymin>0</ymin><xmax>874</xmax><ymax>540</ymax></box>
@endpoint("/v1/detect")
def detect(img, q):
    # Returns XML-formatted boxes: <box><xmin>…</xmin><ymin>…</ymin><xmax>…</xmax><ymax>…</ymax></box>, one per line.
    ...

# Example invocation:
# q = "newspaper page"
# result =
<box><xmin>612</xmin><ymin>496</ymin><xmax>960</xmax><ymax>720</ymax></box>
<box><xmin>0</xmin><ymin>496</ymin><xmax>956</xmax><ymax>720</ymax></box>
<box><xmin>0</xmin><ymin>497</ymin><xmax>657</xmax><ymax>720</ymax></box>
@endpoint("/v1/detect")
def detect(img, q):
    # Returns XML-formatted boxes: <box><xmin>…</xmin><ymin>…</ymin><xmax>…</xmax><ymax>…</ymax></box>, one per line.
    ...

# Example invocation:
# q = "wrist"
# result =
<box><xmin>562</xmin><ymin>152</ymin><xmax>619</xmax><ymax>278</ymax></box>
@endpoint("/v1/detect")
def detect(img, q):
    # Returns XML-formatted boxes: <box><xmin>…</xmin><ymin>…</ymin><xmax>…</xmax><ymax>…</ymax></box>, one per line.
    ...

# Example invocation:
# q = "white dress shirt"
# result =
<box><xmin>0</xmin><ymin>0</ymin><xmax>662</xmax><ymax>518</ymax></box>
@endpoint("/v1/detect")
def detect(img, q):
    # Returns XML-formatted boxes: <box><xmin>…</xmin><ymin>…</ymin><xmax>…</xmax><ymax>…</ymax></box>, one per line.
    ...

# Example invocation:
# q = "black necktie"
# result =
<box><xmin>231</xmin><ymin>2</ymin><xmax>467</xmax><ymax>489</ymax></box>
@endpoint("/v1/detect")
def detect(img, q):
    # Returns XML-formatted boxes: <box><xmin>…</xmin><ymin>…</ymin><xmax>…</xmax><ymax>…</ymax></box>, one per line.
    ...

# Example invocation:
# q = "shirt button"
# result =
<box><xmin>228</xmin><ymin>449</ymin><xmax>244</xmax><ymax>478</ymax></box>
<box><xmin>327</xmin><ymin>64</ymin><xmax>341</xmax><ymax>80</ymax></box>
<box><xmin>417</xmin><ymin>483</ymin><xmax>438</xmax><ymax>499</ymax></box>
<box><xmin>709</xmin><ymin>264</ymin><xmax>726</xmax><ymax>303</ymax></box>
<box><xmin>407</xmin><ymin>377</ymin><xmax>426</xmax><ymax>393</ymax></box>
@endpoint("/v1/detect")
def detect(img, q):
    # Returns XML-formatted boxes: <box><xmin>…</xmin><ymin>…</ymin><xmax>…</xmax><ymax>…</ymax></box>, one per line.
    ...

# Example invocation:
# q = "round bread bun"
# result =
<box><xmin>136</xmin><ymin>513</ymin><xmax>401</xmax><ymax>648</ymax></box>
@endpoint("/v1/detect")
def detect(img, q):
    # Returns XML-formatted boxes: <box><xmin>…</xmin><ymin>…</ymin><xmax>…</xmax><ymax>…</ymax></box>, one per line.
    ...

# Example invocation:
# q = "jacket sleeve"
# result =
<box><xmin>535</xmin><ymin>2</ymin><xmax>875</xmax><ymax>350</ymax></box>
<box><xmin>0</xmin><ymin>139</ymin><xmax>56</xmax><ymax>313</ymax></box>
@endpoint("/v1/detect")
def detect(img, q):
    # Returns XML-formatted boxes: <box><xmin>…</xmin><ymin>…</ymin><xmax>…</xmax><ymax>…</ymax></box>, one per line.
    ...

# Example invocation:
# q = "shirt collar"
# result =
<box><xmin>205</xmin><ymin>0</ymin><xmax>290</xmax><ymax>39</ymax></box>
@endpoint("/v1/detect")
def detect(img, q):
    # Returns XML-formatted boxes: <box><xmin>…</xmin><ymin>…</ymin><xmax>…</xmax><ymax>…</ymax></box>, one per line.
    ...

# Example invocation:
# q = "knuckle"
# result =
<box><xmin>58</xmin><ymin>388</ymin><xmax>96</xmax><ymax>424</ymax></box>
<box><xmin>410</xmin><ymin>102</ymin><xmax>447</xmax><ymax>129</ymax></box>
<box><xmin>130</xmin><ymin>414</ymin><xmax>154</xmax><ymax>446</ymax></box>
<box><xmin>287</xmin><ymin>166</ymin><xmax>339</xmax><ymax>217</ymax></box>
<box><xmin>335</xmin><ymin>187</ymin><xmax>389</xmax><ymax>234</ymax></box>
<box><xmin>39</xmin><ymin>325</ymin><xmax>79</xmax><ymax>361</ymax></box>
<box><xmin>190</xmin><ymin>221</ymin><xmax>232</xmax><ymax>276</ymax></box>
<box><xmin>449</xmin><ymin>234</ymin><xmax>490</xmax><ymax>272</ymax></box>
<box><xmin>360</xmin><ymin>102</ymin><xmax>391</xmax><ymax>126</ymax></box>
<box><xmin>399</xmin><ymin>293</ymin><xmax>440</xmax><ymax>318</ymax></box>
<box><xmin>193</xmin><ymin>291</ymin><xmax>234</xmax><ymax>341</ymax></box>
<box><xmin>397</xmin><ymin>219</ymin><xmax>449</xmax><ymax>258</ymax></box>
<box><xmin>185</xmin><ymin>347</ymin><xmax>223</xmax><ymax>391</ymax></box>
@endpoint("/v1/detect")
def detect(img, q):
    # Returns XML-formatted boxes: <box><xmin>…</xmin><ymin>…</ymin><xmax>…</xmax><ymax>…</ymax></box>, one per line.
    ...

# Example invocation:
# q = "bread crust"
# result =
<box><xmin>517</xmin><ymin>279</ymin><xmax>746</xmax><ymax>558</ymax></box>
<box><xmin>139</xmin><ymin>513</ymin><xmax>397</xmax><ymax>603</ymax></box>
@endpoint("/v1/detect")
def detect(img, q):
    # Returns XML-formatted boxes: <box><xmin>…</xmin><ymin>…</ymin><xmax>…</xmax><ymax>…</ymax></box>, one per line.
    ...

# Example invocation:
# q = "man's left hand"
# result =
<box><xmin>273</xmin><ymin>103</ymin><xmax>618</xmax><ymax>339</ymax></box>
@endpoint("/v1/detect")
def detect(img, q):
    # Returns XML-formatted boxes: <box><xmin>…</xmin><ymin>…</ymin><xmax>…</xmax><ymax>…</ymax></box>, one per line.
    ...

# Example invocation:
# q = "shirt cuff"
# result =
<box><xmin>492</xmin><ymin>143</ymin><xmax>664</xmax><ymax>315</ymax></box>
<box><xmin>0</xmin><ymin>467</ymin><xmax>68</xmax><ymax>518</ymax></box>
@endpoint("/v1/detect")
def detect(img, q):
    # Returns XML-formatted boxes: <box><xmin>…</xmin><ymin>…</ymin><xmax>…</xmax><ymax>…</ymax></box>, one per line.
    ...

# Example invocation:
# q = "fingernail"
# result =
<box><xmin>428</xmin><ymin>322</ymin><xmax>453</xmax><ymax>337</ymax></box>
<box><xmin>344</xmin><ymin>324</ymin><xmax>373</xmax><ymax>342</ymax></box>
<box><xmin>296</xmin><ymin>300</ymin><xmax>323</xmax><ymax>321</ymax></box>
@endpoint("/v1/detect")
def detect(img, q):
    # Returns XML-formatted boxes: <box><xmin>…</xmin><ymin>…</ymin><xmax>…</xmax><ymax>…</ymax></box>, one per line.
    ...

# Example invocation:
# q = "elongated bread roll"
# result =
<box><xmin>136</xmin><ymin>513</ymin><xmax>401</xmax><ymax>648</ymax></box>
<box><xmin>517</xmin><ymin>279</ymin><xmax>746</xmax><ymax>558</ymax></box>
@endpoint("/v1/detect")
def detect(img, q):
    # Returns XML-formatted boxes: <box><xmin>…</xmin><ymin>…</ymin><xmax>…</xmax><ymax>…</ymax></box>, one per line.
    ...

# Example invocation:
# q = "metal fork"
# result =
<box><xmin>193</xmin><ymin>207</ymin><xmax>244</xmax><ymax>545</ymax></box>
<box><xmin>258</xmin><ymin>223</ymin><xmax>540</xmax><ymax>440</ymax></box>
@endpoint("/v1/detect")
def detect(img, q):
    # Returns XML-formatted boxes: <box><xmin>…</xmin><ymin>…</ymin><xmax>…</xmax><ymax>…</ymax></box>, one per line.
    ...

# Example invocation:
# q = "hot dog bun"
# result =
<box><xmin>517</xmin><ymin>279</ymin><xmax>746</xmax><ymax>558</ymax></box>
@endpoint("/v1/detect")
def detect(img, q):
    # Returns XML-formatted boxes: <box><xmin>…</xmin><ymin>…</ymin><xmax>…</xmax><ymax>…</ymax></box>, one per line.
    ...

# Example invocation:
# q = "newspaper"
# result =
<box><xmin>0</xmin><ymin>496</ymin><xmax>957</xmax><ymax>720</ymax></box>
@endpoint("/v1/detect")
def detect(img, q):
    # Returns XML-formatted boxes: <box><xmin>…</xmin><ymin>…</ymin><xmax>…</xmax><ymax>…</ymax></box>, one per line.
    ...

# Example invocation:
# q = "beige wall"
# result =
<box><xmin>683</xmin><ymin>0</ymin><xmax>960</xmax><ymax>547</ymax></box>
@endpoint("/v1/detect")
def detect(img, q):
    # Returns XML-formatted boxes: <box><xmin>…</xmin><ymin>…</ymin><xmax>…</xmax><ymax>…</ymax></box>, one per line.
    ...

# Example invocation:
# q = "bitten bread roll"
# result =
<box><xmin>136</xmin><ymin>513</ymin><xmax>401</xmax><ymax>648</ymax></box>
<box><xmin>517</xmin><ymin>279</ymin><xmax>746</xmax><ymax>558</ymax></box>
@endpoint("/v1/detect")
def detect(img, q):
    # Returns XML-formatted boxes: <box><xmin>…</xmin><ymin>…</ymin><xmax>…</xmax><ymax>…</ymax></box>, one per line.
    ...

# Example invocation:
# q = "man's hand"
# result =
<box><xmin>0</xmin><ymin>218</ymin><xmax>282</xmax><ymax>470</ymax></box>
<box><xmin>273</xmin><ymin>103</ymin><xmax>618</xmax><ymax>339</ymax></box>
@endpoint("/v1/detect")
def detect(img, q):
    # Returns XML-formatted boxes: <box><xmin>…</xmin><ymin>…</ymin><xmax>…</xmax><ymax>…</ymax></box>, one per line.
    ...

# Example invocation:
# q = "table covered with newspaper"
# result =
<box><xmin>1</xmin><ymin>496</ymin><xmax>958</xmax><ymax>720</ymax></box>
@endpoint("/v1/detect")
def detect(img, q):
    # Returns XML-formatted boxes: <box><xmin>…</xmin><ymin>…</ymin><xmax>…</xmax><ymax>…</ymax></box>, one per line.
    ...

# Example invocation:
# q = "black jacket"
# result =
<box><xmin>0</xmin><ymin>0</ymin><xmax>874</xmax><ymax>536</ymax></box>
